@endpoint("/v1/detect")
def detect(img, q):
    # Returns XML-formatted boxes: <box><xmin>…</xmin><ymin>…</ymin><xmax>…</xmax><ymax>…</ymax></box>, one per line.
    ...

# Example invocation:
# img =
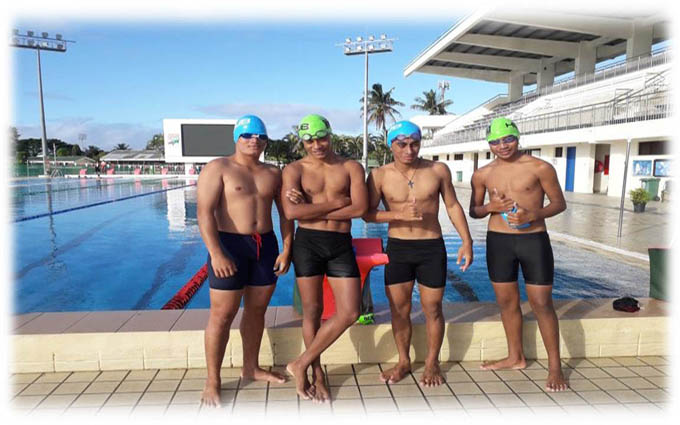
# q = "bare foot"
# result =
<box><xmin>286</xmin><ymin>360</ymin><xmax>314</xmax><ymax>400</ymax></box>
<box><xmin>241</xmin><ymin>367</ymin><xmax>287</xmax><ymax>384</ymax></box>
<box><xmin>311</xmin><ymin>367</ymin><xmax>329</xmax><ymax>403</ymax></box>
<box><xmin>200</xmin><ymin>378</ymin><xmax>222</xmax><ymax>408</ymax></box>
<box><xmin>380</xmin><ymin>362</ymin><xmax>411</xmax><ymax>384</ymax></box>
<box><xmin>480</xmin><ymin>357</ymin><xmax>527</xmax><ymax>370</ymax></box>
<box><xmin>545</xmin><ymin>368</ymin><xmax>569</xmax><ymax>392</ymax></box>
<box><xmin>420</xmin><ymin>362</ymin><xmax>444</xmax><ymax>387</ymax></box>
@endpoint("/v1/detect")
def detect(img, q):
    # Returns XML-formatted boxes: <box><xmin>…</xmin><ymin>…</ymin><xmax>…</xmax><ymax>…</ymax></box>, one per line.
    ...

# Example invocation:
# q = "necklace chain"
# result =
<box><xmin>395</xmin><ymin>159</ymin><xmax>419</xmax><ymax>189</ymax></box>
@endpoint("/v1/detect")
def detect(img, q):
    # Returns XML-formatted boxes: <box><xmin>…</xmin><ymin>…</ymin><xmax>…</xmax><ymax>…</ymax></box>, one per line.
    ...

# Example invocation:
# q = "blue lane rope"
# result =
<box><xmin>14</xmin><ymin>183</ymin><xmax>195</xmax><ymax>223</ymax></box>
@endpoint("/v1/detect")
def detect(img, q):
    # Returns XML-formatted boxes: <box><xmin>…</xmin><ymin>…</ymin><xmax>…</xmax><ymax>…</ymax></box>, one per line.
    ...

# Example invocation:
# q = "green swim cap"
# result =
<box><xmin>486</xmin><ymin>117</ymin><xmax>520</xmax><ymax>142</ymax></box>
<box><xmin>298</xmin><ymin>114</ymin><xmax>332</xmax><ymax>140</ymax></box>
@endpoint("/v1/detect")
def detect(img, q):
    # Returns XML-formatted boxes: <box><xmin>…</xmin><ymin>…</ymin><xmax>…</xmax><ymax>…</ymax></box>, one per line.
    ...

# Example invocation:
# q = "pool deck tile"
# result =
<box><xmin>65</xmin><ymin>311</ymin><xmax>137</xmax><ymax>333</ymax></box>
<box><xmin>117</xmin><ymin>310</ymin><xmax>184</xmax><ymax>332</ymax></box>
<box><xmin>14</xmin><ymin>312</ymin><xmax>89</xmax><ymax>335</ymax></box>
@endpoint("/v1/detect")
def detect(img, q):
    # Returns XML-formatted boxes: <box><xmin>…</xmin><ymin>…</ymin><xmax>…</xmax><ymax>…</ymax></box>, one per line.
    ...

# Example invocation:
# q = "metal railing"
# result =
<box><xmin>446</xmin><ymin>47</ymin><xmax>671</xmax><ymax>137</ymax></box>
<box><xmin>525</xmin><ymin>47</ymin><xmax>670</xmax><ymax>99</ymax></box>
<box><xmin>426</xmin><ymin>90</ymin><xmax>670</xmax><ymax>147</ymax></box>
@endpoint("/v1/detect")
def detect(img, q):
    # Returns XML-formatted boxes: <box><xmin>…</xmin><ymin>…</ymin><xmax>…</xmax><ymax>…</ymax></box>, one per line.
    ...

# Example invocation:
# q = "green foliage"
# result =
<box><xmin>630</xmin><ymin>187</ymin><xmax>650</xmax><ymax>204</ymax></box>
<box><xmin>56</xmin><ymin>147</ymin><xmax>71</xmax><ymax>156</ymax></box>
<box><xmin>84</xmin><ymin>145</ymin><xmax>104</xmax><ymax>159</ymax></box>
<box><xmin>114</xmin><ymin>143</ymin><xmax>131</xmax><ymax>150</ymax></box>
<box><xmin>411</xmin><ymin>88</ymin><xmax>453</xmax><ymax>115</ymax></box>
<box><xmin>146</xmin><ymin>134</ymin><xmax>164</xmax><ymax>153</ymax></box>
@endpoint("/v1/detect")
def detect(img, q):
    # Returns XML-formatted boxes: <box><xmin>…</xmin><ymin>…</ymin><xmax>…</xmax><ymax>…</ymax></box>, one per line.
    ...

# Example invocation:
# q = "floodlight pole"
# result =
<box><xmin>338</xmin><ymin>35</ymin><xmax>395</xmax><ymax>172</ymax></box>
<box><xmin>37</xmin><ymin>47</ymin><xmax>50</xmax><ymax>175</ymax></box>
<box><xmin>10</xmin><ymin>30</ymin><xmax>73</xmax><ymax>176</ymax></box>
<box><xmin>363</xmin><ymin>49</ymin><xmax>368</xmax><ymax>171</ymax></box>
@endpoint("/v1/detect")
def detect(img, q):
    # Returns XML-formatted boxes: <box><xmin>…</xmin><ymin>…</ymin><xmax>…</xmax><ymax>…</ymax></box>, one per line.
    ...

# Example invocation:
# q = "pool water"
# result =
<box><xmin>11</xmin><ymin>177</ymin><xmax>649</xmax><ymax>314</ymax></box>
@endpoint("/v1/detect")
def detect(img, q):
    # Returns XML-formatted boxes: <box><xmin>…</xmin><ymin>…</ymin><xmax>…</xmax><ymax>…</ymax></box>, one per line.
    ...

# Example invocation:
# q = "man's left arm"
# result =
<box><xmin>437</xmin><ymin>163</ymin><xmax>474</xmax><ymax>271</ymax></box>
<box><xmin>322</xmin><ymin>161</ymin><xmax>369</xmax><ymax>220</ymax></box>
<box><xmin>273</xmin><ymin>170</ymin><xmax>293</xmax><ymax>275</ymax></box>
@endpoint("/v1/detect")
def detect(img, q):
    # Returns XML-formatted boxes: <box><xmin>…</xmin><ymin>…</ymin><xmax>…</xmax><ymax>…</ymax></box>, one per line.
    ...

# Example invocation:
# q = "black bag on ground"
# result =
<box><xmin>613</xmin><ymin>297</ymin><xmax>640</xmax><ymax>312</ymax></box>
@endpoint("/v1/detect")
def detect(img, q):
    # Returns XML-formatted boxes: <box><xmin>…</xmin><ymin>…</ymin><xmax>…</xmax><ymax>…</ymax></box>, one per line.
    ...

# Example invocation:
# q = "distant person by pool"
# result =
<box><xmin>470</xmin><ymin>117</ymin><xmax>568</xmax><ymax>392</ymax></box>
<box><xmin>363</xmin><ymin>120</ymin><xmax>473</xmax><ymax>388</ymax></box>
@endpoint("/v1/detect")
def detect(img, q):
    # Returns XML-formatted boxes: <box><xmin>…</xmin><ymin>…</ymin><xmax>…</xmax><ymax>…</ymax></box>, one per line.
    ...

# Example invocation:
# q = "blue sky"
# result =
<box><xmin>10</xmin><ymin>16</ymin><xmax>509</xmax><ymax>150</ymax></box>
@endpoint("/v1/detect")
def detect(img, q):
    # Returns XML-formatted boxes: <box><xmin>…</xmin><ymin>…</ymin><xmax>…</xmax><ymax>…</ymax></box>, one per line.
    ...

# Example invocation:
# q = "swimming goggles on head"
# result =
<box><xmin>392</xmin><ymin>133</ymin><xmax>422</xmax><ymax>143</ymax></box>
<box><xmin>488</xmin><ymin>135</ymin><xmax>518</xmax><ymax>146</ymax></box>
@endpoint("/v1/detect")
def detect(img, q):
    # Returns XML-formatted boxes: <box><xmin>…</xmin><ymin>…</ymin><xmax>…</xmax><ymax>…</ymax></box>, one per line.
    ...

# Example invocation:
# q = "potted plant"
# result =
<box><xmin>630</xmin><ymin>187</ymin><xmax>650</xmax><ymax>212</ymax></box>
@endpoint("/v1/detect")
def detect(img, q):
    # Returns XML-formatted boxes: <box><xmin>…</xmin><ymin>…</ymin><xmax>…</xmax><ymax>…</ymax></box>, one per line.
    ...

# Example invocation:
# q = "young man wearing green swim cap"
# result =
<box><xmin>197</xmin><ymin>115</ymin><xmax>294</xmax><ymax>408</ymax></box>
<box><xmin>363</xmin><ymin>120</ymin><xmax>474</xmax><ymax>387</ymax></box>
<box><xmin>281</xmin><ymin>114</ymin><xmax>368</xmax><ymax>402</ymax></box>
<box><xmin>469</xmin><ymin>117</ymin><xmax>568</xmax><ymax>392</ymax></box>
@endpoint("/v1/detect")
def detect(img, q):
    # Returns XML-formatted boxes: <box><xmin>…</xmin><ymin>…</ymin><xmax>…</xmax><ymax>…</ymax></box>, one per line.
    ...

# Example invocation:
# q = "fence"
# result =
<box><xmin>12</xmin><ymin>163</ymin><xmax>187</xmax><ymax>178</ymax></box>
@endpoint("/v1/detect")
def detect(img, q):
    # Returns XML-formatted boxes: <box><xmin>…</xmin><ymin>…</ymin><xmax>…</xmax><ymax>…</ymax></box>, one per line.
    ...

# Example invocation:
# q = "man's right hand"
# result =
<box><xmin>211</xmin><ymin>253</ymin><xmax>237</xmax><ymax>278</ymax></box>
<box><xmin>487</xmin><ymin>188</ymin><xmax>515</xmax><ymax>213</ymax></box>
<box><xmin>398</xmin><ymin>197</ymin><xmax>423</xmax><ymax>221</ymax></box>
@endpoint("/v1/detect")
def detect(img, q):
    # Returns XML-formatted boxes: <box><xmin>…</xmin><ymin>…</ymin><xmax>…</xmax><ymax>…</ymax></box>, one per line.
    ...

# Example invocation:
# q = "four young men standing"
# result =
<box><xmin>197</xmin><ymin>114</ymin><xmax>568</xmax><ymax>408</ymax></box>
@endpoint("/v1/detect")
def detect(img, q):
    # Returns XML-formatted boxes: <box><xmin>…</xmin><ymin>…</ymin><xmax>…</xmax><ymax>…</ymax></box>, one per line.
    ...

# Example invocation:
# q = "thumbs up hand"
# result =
<box><xmin>488</xmin><ymin>188</ymin><xmax>515</xmax><ymax>213</ymax></box>
<box><xmin>399</xmin><ymin>196</ymin><xmax>423</xmax><ymax>221</ymax></box>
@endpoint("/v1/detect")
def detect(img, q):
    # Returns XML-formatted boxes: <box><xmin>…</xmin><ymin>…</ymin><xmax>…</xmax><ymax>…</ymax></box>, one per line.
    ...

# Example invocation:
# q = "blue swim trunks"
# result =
<box><xmin>207</xmin><ymin>231</ymin><xmax>279</xmax><ymax>290</ymax></box>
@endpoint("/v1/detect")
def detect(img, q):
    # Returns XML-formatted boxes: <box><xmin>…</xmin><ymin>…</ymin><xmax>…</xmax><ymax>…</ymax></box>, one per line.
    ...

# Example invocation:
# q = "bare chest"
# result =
<box><xmin>383</xmin><ymin>169</ymin><xmax>440</xmax><ymax>204</ymax></box>
<box><xmin>223</xmin><ymin>168</ymin><xmax>276</xmax><ymax>199</ymax></box>
<box><xmin>485</xmin><ymin>168</ymin><xmax>540</xmax><ymax>198</ymax></box>
<box><xmin>300</xmin><ymin>165</ymin><xmax>350</xmax><ymax>196</ymax></box>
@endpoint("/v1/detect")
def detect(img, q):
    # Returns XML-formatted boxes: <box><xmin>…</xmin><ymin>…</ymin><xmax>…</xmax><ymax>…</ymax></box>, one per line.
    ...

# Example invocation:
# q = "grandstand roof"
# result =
<box><xmin>101</xmin><ymin>150</ymin><xmax>164</xmax><ymax>162</ymax></box>
<box><xmin>404</xmin><ymin>9</ymin><xmax>668</xmax><ymax>85</ymax></box>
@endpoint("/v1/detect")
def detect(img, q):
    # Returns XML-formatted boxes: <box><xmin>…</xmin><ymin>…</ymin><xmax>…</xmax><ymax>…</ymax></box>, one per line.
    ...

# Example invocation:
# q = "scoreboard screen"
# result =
<box><xmin>181</xmin><ymin>124</ymin><xmax>235</xmax><ymax>157</ymax></box>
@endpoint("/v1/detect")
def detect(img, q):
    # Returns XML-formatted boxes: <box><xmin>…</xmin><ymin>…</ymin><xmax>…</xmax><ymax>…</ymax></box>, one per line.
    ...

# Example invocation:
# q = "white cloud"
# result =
<box><xmin>194</xmin><ymin>102</ymin><xmax>369</xmax><ymax>138</ymax></box>
<box><xmin>16</xmin><ymin>117</ymin><xmax>158</xmax><ymax>150</ymax></box>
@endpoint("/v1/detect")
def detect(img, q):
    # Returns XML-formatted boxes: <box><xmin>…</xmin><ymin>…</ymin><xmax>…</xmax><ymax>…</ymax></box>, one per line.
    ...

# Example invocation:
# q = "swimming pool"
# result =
<box><xmin>11</xmin><ymin>176</ymin><xmax>649</xmax><ymax>314</ymax></box>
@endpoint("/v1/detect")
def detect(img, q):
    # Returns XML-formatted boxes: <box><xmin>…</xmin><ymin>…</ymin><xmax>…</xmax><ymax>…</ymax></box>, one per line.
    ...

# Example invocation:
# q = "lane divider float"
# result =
<box><xmin>162</xmin><ymin>263</ymin><xmax>209</xmax><ymax>309</ymax></box>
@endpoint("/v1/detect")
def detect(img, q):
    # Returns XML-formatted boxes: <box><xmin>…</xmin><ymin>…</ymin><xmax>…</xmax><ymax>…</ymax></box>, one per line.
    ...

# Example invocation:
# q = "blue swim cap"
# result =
<box><xmin>387</xmin><ymin>120</ymin><xmax>422</xmax><ymax>147</ymax></box>
<box><xmin>233</xmin><ymin>115</ymin><xmax>267</xmax><ymax>143</ymax></box>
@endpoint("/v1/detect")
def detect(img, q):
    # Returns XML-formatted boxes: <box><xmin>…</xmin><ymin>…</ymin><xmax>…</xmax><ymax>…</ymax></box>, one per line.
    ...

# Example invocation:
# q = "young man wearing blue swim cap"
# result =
<box><xmin>363</xmin><ymin>120</ymin><xmax>473</xmax><ymax>387</ymax></box>
<box><xmin>469</xmin><ymin>117</ymin><xmax>568</xmax><ymax>392</ymax></box>
<box><xmin>197</xmin><ymin>115</ymin><xmax>294</xmax><ymax>408</ymax></box>
<box><xmin>281</xmin><ymin>114</ymin><xmax>368</xmax><ymax>402</ymax></box>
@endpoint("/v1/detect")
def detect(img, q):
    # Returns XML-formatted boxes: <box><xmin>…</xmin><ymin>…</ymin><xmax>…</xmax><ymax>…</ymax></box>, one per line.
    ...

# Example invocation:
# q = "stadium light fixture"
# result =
<box><xmin>337</xmin><ymin>33</ymin><xmax>396</xmax><ymax>171</ymax></box>
<box><xmin>10</xmin><ymin>29</ymin><xmax>75</xmax><ymax>176</ymax></box>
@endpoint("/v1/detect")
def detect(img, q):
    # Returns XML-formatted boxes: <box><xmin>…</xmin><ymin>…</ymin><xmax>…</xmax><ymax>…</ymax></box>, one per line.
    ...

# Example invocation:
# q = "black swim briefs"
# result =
<box><xmin>485</xmin><ymin>231</ymin><xmax>554</xmax><ymax>285</ymax></box>
<box><xmin>385</xmin><ymin>237</ymin><xmax>447</xmax><ymax>288</ymax></box>
<box><xmin>207</xmin><ymin>231</ymin><xmax>279</xmax><ymax>290</ymax></box>
<box><xmin>292</xmin><ymin>227</ymin><xmax>360</xmax><ymax>278</ymax></box>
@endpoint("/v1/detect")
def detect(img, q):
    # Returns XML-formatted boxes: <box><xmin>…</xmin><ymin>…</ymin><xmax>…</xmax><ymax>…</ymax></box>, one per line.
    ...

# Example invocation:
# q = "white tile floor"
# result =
<box><xmin>9</xmin><ymin>356</ymin><xmax>670</xmax><ymax>417</ymax></box>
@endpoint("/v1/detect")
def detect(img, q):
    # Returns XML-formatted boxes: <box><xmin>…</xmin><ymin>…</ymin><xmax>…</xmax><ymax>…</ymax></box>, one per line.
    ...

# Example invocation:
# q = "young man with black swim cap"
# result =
<box><xmin>469</xmin><ymin>117</ymin><xmax>568</xmax><ymax>392</ymax></box>
<box><xmin>282</xmin><ymin>114</ymin><xmax>368</xmax><ymax>402</ymax></box>
<box><xmin>363</xmin><ymin>120</ymin><xmax>473</xmax><ymax>387</ymax></box>
<box><xmin>197</xmin><ymin>115</ymin><xmax>293</xmax><ymax>408</ymax></box>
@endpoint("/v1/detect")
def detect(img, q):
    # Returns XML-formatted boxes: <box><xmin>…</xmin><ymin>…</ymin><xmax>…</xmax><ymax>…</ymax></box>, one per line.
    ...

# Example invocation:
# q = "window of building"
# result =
<box><xmin>555</xmin><ymin>147</ymin><xmax>563</xmax><ymax>158</ymax></box>
<box><xmin>522</xmin><ymin>149</ymin><xmax>541</xmax><ymax>157</ymax></box>
<box><xmin>446</xmin><ymin>154</ymin><xmax>450</xmax><ymax>161</ymax></box>
<box><xmin>486</xmin><ymin>152</ymin><xmax>491</xmax><ymax>159</ymax></box>
<box><xmin>638</xmin><ymin>141</ymin><xmax>668</xmax><ymax>155</ymax></box>
<box><xmin>432</xmin><ymin>155</ymin><xmax>439</xmax><ymax>161</ymax></box>
<box><xmin>453</xmin><ymin>154</ymin><xmax>463</xmax><ymax>161</ymax></box>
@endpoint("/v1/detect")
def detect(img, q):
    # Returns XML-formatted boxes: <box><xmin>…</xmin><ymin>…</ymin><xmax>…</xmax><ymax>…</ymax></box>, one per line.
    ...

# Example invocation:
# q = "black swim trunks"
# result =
<box><xmin>207</xmin><ymin>231</ymin><xmax>279</xmax><ymax>290</ymax></box>
<box><xmin>385</xmin><ymin>237</ymin><xmax>447</xmax><ymax>288</ymax></box>
<box><xmin>486</xmin><ymin>231</ymin><xmax>554</xmax><ymax>285</ymax></box>
<box><xmin>292</xmin><ymin>227</ymin><xmax>360</xmax><ymax>278</ymax></box>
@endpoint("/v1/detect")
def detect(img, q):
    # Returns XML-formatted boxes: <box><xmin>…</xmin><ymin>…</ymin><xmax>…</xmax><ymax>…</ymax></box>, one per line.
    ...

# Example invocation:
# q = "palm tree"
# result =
<box><xmin>360</xmin><ymin>83</ymin><xmax>404</xmax><ymax>163</ymax></box>
<box><xmin>114</xmin><ymin>143</ymin><xmax>130</xmax><ymax>150</ymax></box>
<box><xmin>411</xmin><ymin>89</ymin><xmax>453</xmax><ymax>115</ymax></box>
